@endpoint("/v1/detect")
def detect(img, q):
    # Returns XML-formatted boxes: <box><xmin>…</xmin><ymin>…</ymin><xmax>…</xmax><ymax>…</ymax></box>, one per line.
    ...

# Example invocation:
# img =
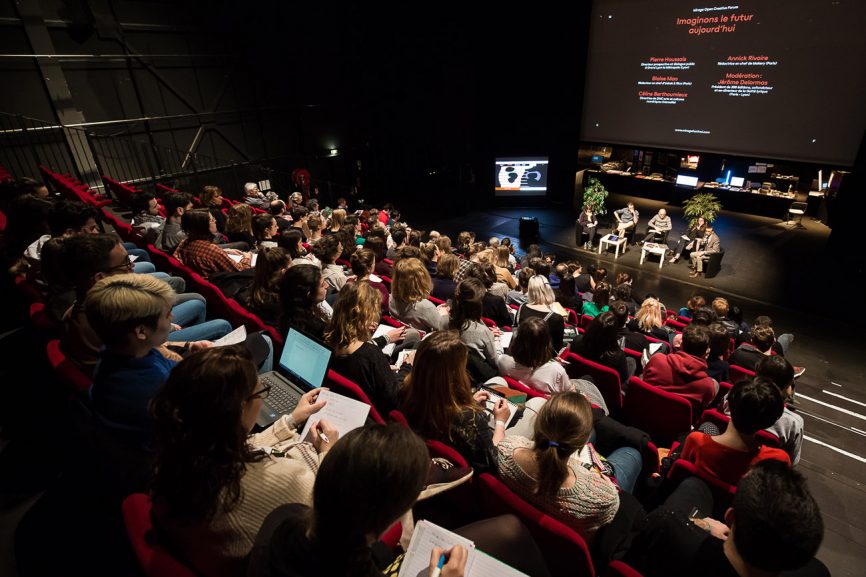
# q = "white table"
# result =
<box><xmin>598</xmin><ymin>234</ymin><xmax>627</xmax><ymax>259</ymax></box>
<box><xmin>640</xmin><ymin>243</ymin><xmax>668</xmax><ymax>269</ymax></box>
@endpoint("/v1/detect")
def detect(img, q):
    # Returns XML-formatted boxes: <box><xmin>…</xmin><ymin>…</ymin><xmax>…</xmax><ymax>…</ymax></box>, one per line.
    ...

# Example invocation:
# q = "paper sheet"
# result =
<box><xmin>498</xmin><ymin>331</ymin><xmax>513</xmax><ymax>350</ymax></box>
<box><xmin>299</xmin><ymin>389</ymin><xmax>370</xmax><ymax>443</ymax></box>
<box><xmin>211</xmin><ymin>325</ymin><xmax>247</xmax><ymax>347</ymax></box>
<box><xmin>372</xmin><ymin>324</ymin><xmax>397</xmax><ymax>356</ymax></box>
<box><xmin>227</xmin><ymin>253</ymin><xmax>243</xmax><ymax>263</ymax></box>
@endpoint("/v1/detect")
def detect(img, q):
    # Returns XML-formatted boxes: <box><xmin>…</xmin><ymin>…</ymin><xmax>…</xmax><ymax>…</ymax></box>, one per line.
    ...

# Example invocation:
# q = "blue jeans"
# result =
<box><xmin>258</xmin><ymin>334</ymin><xmax>274</xmax><ymax>374</ymax></box>
<box><xmin>777</xmin><ymin>333</ymin><xmax>794</xmax><ymax>355</ymax></box>
<box><xmin>170</xmin><ymin>319</ymin><xmax>233</xmax><ymax>342</ymax></box>
<box><xmin>124</xmin><ymin>245</ymin><xmax>151</xmax><ymax>262</ymax></box>
<box><xmin>134</xmin><ymin>262</ymin><xmax>156</xmax><ymax>274</ymax></box>
<box><xmin>606</xmin><ymin>446</ymin><xmax>642</xmax><ymax>494</ymax></box>
<box><xmin>149</xmin><ymin>271</ymin><xmax>186</xmax><ymax>293</ymax></box>
<box><xmin>171</xmin><ymin>298</ymin><xmax>208</xmax><ymax>327</ymax></box>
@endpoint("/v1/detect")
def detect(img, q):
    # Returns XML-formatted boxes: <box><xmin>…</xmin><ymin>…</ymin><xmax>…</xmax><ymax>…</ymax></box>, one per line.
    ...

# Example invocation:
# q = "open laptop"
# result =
<box><xmin>256</xmin><ymin>327</ymin><xmax>332</xmax><ymax>427</ymax></box>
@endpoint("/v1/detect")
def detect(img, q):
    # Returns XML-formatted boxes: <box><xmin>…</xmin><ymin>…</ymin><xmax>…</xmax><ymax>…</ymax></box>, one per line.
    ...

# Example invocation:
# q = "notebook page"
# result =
<box><xmin>498</xmin><ymin>331</ymin><xmax>513</xmax><ymax>350</ymax></box>
<box><xmin>398</xmin><ymin>520</ymin><xmax>475</xmax><ymax>577</ymax></box>
<box><xmin>483</xmin><ymin>389</ymin><xmax>518</xmax><ymax>429</ymax></box>
<box><xmin>211</xmin><ymin>325</ymin><xmax>247</xmax><ymax>347</ymax></box>
<box><xmin>471</xmin><ymin>551</ymin><xmax>530</xmax><ymax>577</ymax></box>
<box><xmin>372</xmin><ymin>324</ymin><xmax>397</xmax><ymax>356</ymax></box>
<box><xmin>299</xmin><ymin>390</ymin><xmax>370</xmax><ymax>443</ymax></box>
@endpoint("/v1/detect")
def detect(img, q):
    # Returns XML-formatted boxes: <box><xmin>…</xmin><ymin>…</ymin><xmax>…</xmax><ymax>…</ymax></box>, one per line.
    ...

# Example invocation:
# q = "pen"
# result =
<box><xmin>430</xmin><ymin>553</ymin><xmax>446</xmax><ymax>577</ymax></box>
<box><xmin>319</xmin><ymin>430</ymin><xmax>331</xmax><ymax>444</ymax></box>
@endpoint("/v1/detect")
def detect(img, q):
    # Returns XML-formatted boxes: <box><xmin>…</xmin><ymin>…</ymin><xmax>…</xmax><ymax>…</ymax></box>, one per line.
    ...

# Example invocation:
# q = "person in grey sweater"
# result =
<box><xmin>641</xmin><ymin>208</ymin><xmax>672</xmax><ymax>244</ymax></box>
<box><xmin>451</xmin><ymin>278</ymin><xmax>504</xmax><ymax>367</ymax></box>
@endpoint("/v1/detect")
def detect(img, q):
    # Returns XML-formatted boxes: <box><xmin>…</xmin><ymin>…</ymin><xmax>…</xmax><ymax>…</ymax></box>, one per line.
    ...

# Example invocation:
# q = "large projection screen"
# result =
<box><xmin>580</xmin><ymin>0</ymin><xmax>866</xmax><ymax>165</ymax></box>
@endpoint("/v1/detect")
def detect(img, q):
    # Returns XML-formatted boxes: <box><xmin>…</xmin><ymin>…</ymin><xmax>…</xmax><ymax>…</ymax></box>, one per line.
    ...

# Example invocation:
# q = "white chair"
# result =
<box><xmin>787</xmin><ymin>201</ymin><xmax>807</xmax><ymax>229</ymax></box>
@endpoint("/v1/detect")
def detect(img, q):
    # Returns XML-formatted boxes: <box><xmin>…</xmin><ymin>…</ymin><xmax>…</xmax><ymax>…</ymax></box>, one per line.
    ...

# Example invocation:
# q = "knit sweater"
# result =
<box><xmin>458</xmin><ymin>320</ymin><xmax>502</xmax><ymax>365</ymax></box>
<box><xmin>496</xmin><ymin>436</ymin><xmax>619</xmax><ymax>542</ymax></box>
<box><xmin>154</xmin><ymin>414</ymin><xmax>321</xmax><ymax>577</ymax></box>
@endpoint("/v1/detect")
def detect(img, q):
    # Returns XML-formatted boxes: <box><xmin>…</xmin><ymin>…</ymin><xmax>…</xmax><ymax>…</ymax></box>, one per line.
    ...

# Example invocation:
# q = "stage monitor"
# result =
<box><xmin>580</xmin><ymin>0</ymin><xmax>866</xmax><ymax>165</ymax></box>
<box><xmin>591</xmin><ymin>154</ymin><xmax>605</xmax><ymax>163</ymax></box>
<box><xmin>495</xmin><ymin>158</ymin><xmax>549</xmax><ymax>196</ymax></box>
<box><xmin>730</xmin><ymin>176</ymin><xmax>745</xmax><ymax>188</ymax></box>
<box><xmin>676</xmin><ymin>174</ymin><xmax>699</xmax><ymax>187</ymax></box>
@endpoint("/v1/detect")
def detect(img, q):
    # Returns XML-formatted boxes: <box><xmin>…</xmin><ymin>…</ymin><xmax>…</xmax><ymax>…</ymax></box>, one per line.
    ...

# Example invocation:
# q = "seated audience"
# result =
<box><xmin>130</xmin><ymin>191</ymin><xmax>165</xmax><ymax>242</ymax></box>
<box><xmin>224</xmin><ymin>203</ymin><xmax>255</xmax><ymax>248</ymax></box>
<box><xmin>609</xmin><ymin>299</ymin><xmax>651</xmax><ymax>353</ymax></box>
<box><xmin>515</xmin><ymin>275</ymin><xmax>566</xmax><ymax>350</ymax></box>
<box><xmin>313</xmin><ymin>235</ymin><xmax>347</xmax><ymax>293</ymax></box>
<box><xmin>627</xmin><ymin>297</ymin><xmax>673</xmax><ymax>343</ymax></box>
<box><xmin>625</xmin><ymin>460</ymin><xmax>826</xmax><ymax>577</ymax></box>
<box><xmin>570</xmin><ymin>311</ymin><xmax>635</xmax><ymax>386</ymax></box>
<box><xmin>389</xmin><ymin>257</ymin><xmax>449</xmax><ymax>331</ymax></box>
<box><xmin>643</xmin><ymin>323</ymin><xmax>717</xmax><ymax>416</ymax></box>
<box><xmin>305</xmin><ymin>213</ymin><xmax>325</xmax><ymax>243</ymax></box>
<box><xmin>450</xmin><ymin>278</ymin><xmax>503</xmax><ymax>370</ymax></box>
<box><xmin>252</xmin><ymin>214</ymin><xmax>279</xmax><ymax>249</ymax></box>
<box><xmin>682</xmin><ymin>376</ymin><xmax>789</xmax><ymax>486</ymax></box>
<box><xmin>325</xmin><ymin>207</ymin><xmax>345</xmax><ymax>236</ymax></box>
<box><xmin>239</xmin><ymin>247</ymin><xmax>290</xmax><ymax>328</ymax></box>
<box><xmin>348</xmin><ymin>248</ymin><xmax>389</xmax><ymax>310</ymax></box>
<box><xmin>402</xmin><ymin>330</ymin><xmax>510</xmax><ymax>472</ymax></box>
<box><xmin>243</xmin><ymin>181</ymin><xmax>270</xmax><ymax>209</ymax></box>
<box><xmin>553</xmin><ymin>262</ymin><xmax>582</xmax><ymax>312</ymax></box>
<box><xmin>174</xmin><ymin>210</ymin><xmax>252</xmax><ymax>278</ymax></box>
<box><xmin>582</xmin><ymin>281</ymin><xmax>611</xmax><ymax>318</ymax></box>
<box><xmin>279</xmin><ymin>264</ymin><xmax>330</xmax><ymax>341</ymax></box>
<box><xmin>507</xmin><ymin>266</ymin><xmax>534</xmax><ymax>307</ymax></box>
<box><xmin>496</xmin><ymin>392</ymin><xmax>643</xmax><ymax>543</ymax></box>
<box><xmin>677</xmin><ymin>294</ymin><xmax>706</xmax><ymax>319</ymax></box>
<box><xmin>464</xmin><ymin>263</ymin><xmax>513</xmax><ymax>327</ymax></box>
<box><xmin>430</xmin><ymin>252</ymin><xmax>459</xmax><ymax>301</ymax></box>
<box><xmin>729</xmin><ymin>324</ymin><xmax>775</xmax><ymax>372</ymax></box>
<box><xmin>705</xmin><ymin>322</ymin><xmax>731</xmax><ymax>383</ymax></box>
<box><xmin>149</xmin><ymin>346</ymin><xmax>331</xmax><ymax>577</ymax></box>
<box><xmin>326</xmin><ymin>283</ymin><xmax>413</xmax><ymax>413</ymax></box>
<box><xmin>712</xmin><ymin>297</ymin><xmax>740</xmax><ymax>339</ymax></box>
<box><xmin>199</xmin><ymin>185</ymin><xmax>227</xmax><ymax>233</ymax></box>
<box><xmin>156</xmin><ymin>191</ymin><xmax>193</xmax><ymax>251</ymax></box>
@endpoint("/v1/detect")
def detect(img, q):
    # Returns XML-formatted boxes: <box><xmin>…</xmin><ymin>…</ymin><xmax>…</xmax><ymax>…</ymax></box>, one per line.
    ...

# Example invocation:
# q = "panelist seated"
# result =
<box><xmin>640</xmin><ymin>209</ymin><xmax>672</xmax><ymax>245</ymax></box>
<box><xmin>613</xmin><ymin>202</ymin><xmax>640</xmax><ymax>240</ymax></box>
<box><xmin>668</xmin><ymin>216</ymin><xmax>707</xmax><ymax>263</ymax></box>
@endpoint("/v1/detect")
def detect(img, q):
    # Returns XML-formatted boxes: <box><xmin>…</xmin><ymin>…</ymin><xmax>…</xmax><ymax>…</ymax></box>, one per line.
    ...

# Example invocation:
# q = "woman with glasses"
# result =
<box><xmin>149</xmin><ymin>345</ymin><xmax>334</xmax><ymax>577</ymax></box>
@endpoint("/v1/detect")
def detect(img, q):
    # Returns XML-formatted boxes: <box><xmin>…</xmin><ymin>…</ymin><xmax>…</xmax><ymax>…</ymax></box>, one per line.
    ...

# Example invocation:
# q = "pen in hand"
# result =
<box><xmin>430</xmin><ymin>553</ymin><xmax>446</xmax><ymax>577</ymax></box>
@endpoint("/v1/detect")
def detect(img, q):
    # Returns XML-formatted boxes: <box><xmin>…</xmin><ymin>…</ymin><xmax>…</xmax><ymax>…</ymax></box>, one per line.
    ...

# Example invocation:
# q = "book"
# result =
<box><xmin>398</xmin><ymin>520</ymin><xmax>529</xmax><ymax>577</ymax></box>
<box><xmin>481</xmin><ymin>388</ymin><xmax>518</xmax><ymax>429</ymax></box>
<box><xmin>299</xmin><ymin>389</ymin><xmax>371</xmax><ymax>442</ymax></box>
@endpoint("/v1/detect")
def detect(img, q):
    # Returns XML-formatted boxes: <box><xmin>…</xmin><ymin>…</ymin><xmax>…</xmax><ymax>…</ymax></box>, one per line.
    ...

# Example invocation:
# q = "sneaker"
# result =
<box><xmin>418</xmin><ymin>458</ymin><xmax>473</xmax><ymax>500</ymax></box>
<box><xmin>668</xmin><ymin>257</ymin><xmax>677</xmax><ymax>263</ymax></box>
<box><xmin>793</xmin><ymin>366</ymin><xmax>806</xmax><ymax>378</ymax></box>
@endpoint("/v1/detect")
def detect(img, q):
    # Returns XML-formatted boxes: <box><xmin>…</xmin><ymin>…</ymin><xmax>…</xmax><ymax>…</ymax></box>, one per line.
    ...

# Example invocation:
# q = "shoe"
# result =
<box><xmin>418</xmin><ymin>458</ymin><xmax>473</xmax><ymax>500</ymax></box>
<box><xmin>668</xmin><ymin>257</ymin><xmax>677</xmax><ymax>263</ymax></box>
<box><xmin>689</xmin><ymin>271</ymin><xmax>700</xmax><ymax>278</ymax></box>
<box><xmin>793</xmin><ymin>366</ymin><xmax>806</xmax><ymax>378</ymax></box>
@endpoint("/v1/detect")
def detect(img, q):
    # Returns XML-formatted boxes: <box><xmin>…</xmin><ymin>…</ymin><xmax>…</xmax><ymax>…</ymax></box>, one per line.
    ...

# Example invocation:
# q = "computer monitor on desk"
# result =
<box><xmin>730</xmin><ymin>176</ymin><xmax>744</xmax><ymax>188</ymax></box>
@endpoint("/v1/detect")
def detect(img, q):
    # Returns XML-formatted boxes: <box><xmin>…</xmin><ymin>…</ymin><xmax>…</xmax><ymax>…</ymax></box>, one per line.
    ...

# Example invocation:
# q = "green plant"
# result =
<box><xmin>683</xmin><ymin>192</ymin><xmax>722</xmax><ymax>228</ymax></box>
<box><xmin>582</xmin><ymin>177</ymin><xmax>609</xmax><ymax>216</ymax></box>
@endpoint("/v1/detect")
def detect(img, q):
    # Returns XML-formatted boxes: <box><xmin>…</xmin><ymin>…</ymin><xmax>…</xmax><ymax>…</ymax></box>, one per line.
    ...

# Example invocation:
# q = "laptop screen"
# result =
<box><xmin>278</xmin><ymin>328</ymin><xmax>331</xmax><ymax>389</ymax></box>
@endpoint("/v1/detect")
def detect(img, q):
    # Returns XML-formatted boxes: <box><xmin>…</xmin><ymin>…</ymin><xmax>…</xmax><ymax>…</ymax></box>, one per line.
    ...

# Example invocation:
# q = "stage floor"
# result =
<box><xmin>414</xmin><ymin>195</ymin><xmax>866</xmax><ymax>576</ymax></box>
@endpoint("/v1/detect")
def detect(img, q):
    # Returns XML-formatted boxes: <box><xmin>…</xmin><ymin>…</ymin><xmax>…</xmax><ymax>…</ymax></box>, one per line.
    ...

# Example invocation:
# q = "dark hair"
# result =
<box><xmin>615</xmin><ymin>272</ymin><xmax>632</xmax><ymax>285</ymax></box>
<box><xmin>249</xmin><ymin>247</ymin><xmax>290</xmax><ymax>309</ymax></box>
<box><xmin>592</xmin><ymin>281</ymin><xmax>611</xmax><ymax>306</ymax></box>
<box><xmin>335</xmin><ymin>225</ymin><xmax>356</xmax><ymax>260</ymax></box>
<box><xmin>47</xmin><ymin>200</ymin><xmax>99</xmax><ymax>237</ymax></box>
<box><xmin>290</xmin><ymin>205</ymin><xmax>308</xmax><ymax>222</ymax></box>
<box><xmin>751</xmin><ymin>325</ymin><xmax>775</xmax><ymax>353</ymax></box>
<box><xmin>163</xmin><ymin>191</ymin><xmax>193</xmax><ymax>216</ymax></box>
<box><xmin>276</xmin><ymin>228</ymin><xmax>304</xmax><ymax>259</ymax></box>
<box><xmin>465</xmin><ymin>262</ymin><xmax>496</xmax><ymax>289</ymax></box>
<box><xmin>150</xmin><ymin>345</ymin><xmax>261</xmax><ymax>521</ymax></box>
<box><xmin>252</xmin><ymin>214</ymin><xmax>276</xmax><ymax>242</ymax></box>
<box><xmin>268</xmin><ymin>199</ymin><xmax>286</xmax><ymax>215</ymax></box>
<box><xmin>681</xmin><ymin>324</ymin><xmax>710</xmax><ymax>357</ymax></box>
<box><xmin>609</xmin><ymin>300</ymin><xmax>630</xmax><ymax>327</ymax></box>
<box><xmin>613</xmin><ymin>282</ymin><xmax>632</xmax><ymax>303</ymax></box>
<box><xmin>730</xmin><ymin>305</ymin><xmax>744</xmax><ymax>325</ymax></box>
<box><xmin>61</xmin><ymin>233</ymin><xmax>120</xmax><ymax>294</ymax></box>
<box><xmin>512</xmin><ymin>317</ymin><xmax>554</xmax><ymax>369</ymax></box>
<box><xmin>707</xmin><ymin>322</ymin><xmax>730</xmax><ymax>358</ymax></box>
<box><xmin>180</xmin><ymin>209</ymin><xmax>214</xmax><ymax>239</ymax></box>
<box><xmin>349</xmin><ymin>248</ymin><xmax>376</xmax><ymax>277</ymax></box>
<box><xmin>311</xmin><ymin>425</ymin><xmax>429</xmax><ymax>574</ymax></box>
<box><xmin>732</xmin><ymin>460</ymin><xmax>823</xmax><ymax>571</ymax></box>
<box><xmin>131</xmin><ymin>191</ymin><xmax>156</xmax><ymax>215</ymax></box>
<box><xmin>528</xmin><ymin>256</ymin><xmax>550</xmax><ymax>279</ymax></box>
<box><xmin>754</xmin><ymin>315</ymin><xmax>773</xmax><ymax>327</ymax></box>
<box><xmin>279</xmin><ymin>264</ymin><xmax>325</xmax><ymax>334</ymax></box>
<box><xmin>312</xmin><ymin>235</ymin><xmax>341</xmax><ymax>265</ymax></box>
<box><xmin>592</xmin><ymin>267</ymin><xmax>608</xmax><ymax>283</ymax></box>
<box><xmin>686</xmin><ymin>295</ymin><xmax>706</xmax><ymax>312</ymax></box>
<box><xmin>691</xmin><ymin>306</ymin><xmax>716</xmax><ymax>326</ymax></box>
<box><xmin>728</xmin><ymin>376</ymin><xmax>785</xmax><ymax>435</ymax></box>
<box><xmin>582</xmin><ymin>311</ymin><xmax>620</xmax><ymax>359</ymax></box>
<box><xmin>755</xmin><ymin>355</ymin><xmax>795</xmax><ymax>393</ymax></box>
<box><xmin>1</xmin><ymin>195</ymin><xmax>52</xmax><ymax>256</ymax></box>
<box><xmin>450</xmin><ymin>278</ymin><xmax>485</xmax><ymax>331</ymax></box>
<box><xmin>533</xmin><ymin>393</ymin><xmax>594</xmax><ymax>498</ymax></box>
<box><xmin>391</xmin><ymin>228</ymin><xmax>407</xmax><ymax>247</ymax></box>
<box><xmin>364</xmin><ymin>235</ymin><xmax>386</xmax><ymax>261</ymax></box>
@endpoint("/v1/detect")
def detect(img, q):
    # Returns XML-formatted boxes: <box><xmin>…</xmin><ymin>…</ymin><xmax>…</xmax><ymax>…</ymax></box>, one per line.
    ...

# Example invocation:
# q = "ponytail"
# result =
<box><xmin>535</xmin><ymin>437</ymin><xmax>572</xmax><ymax>498</ymax></box>
<box><xmin>531</xmin><ymin>393</ymin><xmax>594</xmax><ymax>498</ymax></box>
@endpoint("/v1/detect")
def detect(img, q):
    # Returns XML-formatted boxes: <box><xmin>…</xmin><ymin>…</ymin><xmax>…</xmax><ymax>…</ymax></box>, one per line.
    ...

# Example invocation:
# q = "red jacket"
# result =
<box><xmin>643</xmin><ymin>351</ymin><xmax>716</xmax><ymax>417</ymax></box>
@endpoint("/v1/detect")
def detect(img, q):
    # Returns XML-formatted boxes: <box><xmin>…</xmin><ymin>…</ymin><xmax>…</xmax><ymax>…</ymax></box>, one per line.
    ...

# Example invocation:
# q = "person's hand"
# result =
<box><xmin>309</xmin><ymin>418</ymin><xmax>339</xmax><ymax>454</ymax></box>
<box><xmin>386</xmin><ymin>326</ymin><xmax>407</xmax><ymax>343</ymax></box>
<box><xmin>701</xmin><ymin>517</ymin><xmax>730</xmax><ymax>540</ymax></box>
<box><xmin>170</xmin><ymin>323</ymin><xmax>182</xmax><ymax>332</ymax></box>
<box><xmin>489</xmin><ymin>326</ymin><xmax>503</xmax><ymax>338</ymax></box>
<box><xmin>292</xmin><ymin>388</ymin><xmax>328</xmax><ymax>424</ymax></box>
<box><xmin>429</xmin><ymin>545</ymin><xmax>468</xmax><ymax>577</ymax></box>
<box><xmin>492</xmin><ymin>397</ymin><xmax>511</xmax><ymax>422</ymax></box>
<box><xmin>437</xmin><ymin>304</ymin><xmax>450</xmax><ymax>316</ymax></box>
<box><xmin>401</xmin><ymin>350</ymin><xmax>416</xmax><ymax>366</ymax></box>
<box><xmin>188</xmin><ymin>341</ymin><xmax>212</xmax><ymax>351</ymax></box>
<box><xmin>473</xmin><ymin>390</ymin><xmax>490</xmax><ymax>404</ymax></box>
<box><xmin>224</xmin><ymin>248</ymin><xmax>243</xmax><ymax>255</ymax></box>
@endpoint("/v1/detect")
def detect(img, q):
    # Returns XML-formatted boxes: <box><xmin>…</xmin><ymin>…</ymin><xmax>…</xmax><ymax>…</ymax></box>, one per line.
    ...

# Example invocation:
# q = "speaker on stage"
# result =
<box><xmin>519</xmin><ymin>217</ymin><xmax>539</xmax><ymax>242</ymax></box>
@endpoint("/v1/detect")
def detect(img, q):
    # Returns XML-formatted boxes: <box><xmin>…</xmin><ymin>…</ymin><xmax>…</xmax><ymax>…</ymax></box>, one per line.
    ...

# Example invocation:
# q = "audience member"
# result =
<box><xmin>570</xmin><ymin>311</ymin><xmax>635</xmax><ymax>386</ymax></box>
<box><xmin>729</xmin><ymin>324</ymin><xmax>775</xmax><ymax>372</ymax></box>
<box><xmin>156</xmin><ymin>191</ymin><xmax>193</xmax><ymax>251</ymax></box>
<box><xmin>224</xmin><ymin>203</ymin><xmax>255</xmax><ymax>249</ymax></box>
<box><xmin>174</xmin><ymin>210</ymin><xmax>252</xmax><ymax>278</ymax></box>
<box><xmin>389</xmin><ymin>257</ymin><xmax>449</xmax><ymax>331</ymax></box>
<box><xmin>515</xmin><ymin>275</ymin><xmax>565</xmax><ymax>350</ymax></box>
<box><xmin>239</xmin><ymin>247</ymin><xmax>290</xmax><ymax>328</ymax></box>
<box><xmin>279</xmin><ymin>264</ymin><xmax>330</xmax><ymax>341</ymax></box>
<box><xmin>450</xmin><ymin>278</ymin><xmax>503</xmax><ymax>371</ymax></box>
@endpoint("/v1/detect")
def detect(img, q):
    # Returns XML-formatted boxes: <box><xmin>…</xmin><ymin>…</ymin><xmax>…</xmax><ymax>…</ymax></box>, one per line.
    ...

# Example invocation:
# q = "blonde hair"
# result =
<box><xmin>200</xmin><ymin>185</ymin><xmax>222</xmax><ymax>206</ymax></box>
<box><xmin>84</xmin><ymin>273</ymin><xmax>175</xmax><ymax>343</ymax></box>
<box><xmin>325</xmin><ymin>282</ymin><xmax>381</xmax><ymax>349</ymax></box>
<box><xmin>436</xmin><ymin>253</ymin><xmax>459</xmax><ymax>279</ymax></box>
<box><xmin>495</xmin><ymin>246</ymin><xmax>511</xmax><ymax>269</ymax></box>
<box><xmin>330</xmin><ymin>208</ymin><xmax>346</xmax><ymax>230</ymax></box>
<box><xmin>526</xmin><ymin>275</ymin><xmax>555</xmax><ymax>306</ymax></box>
<box><xmin>391</xmin><ymin>258</ymin><xmax>432</xmax><ymax>304</ymax></box>
<box><xmin>635</xmin><ymin>297</ymin><xmax>663</xmax><ymax>332</ymax></box>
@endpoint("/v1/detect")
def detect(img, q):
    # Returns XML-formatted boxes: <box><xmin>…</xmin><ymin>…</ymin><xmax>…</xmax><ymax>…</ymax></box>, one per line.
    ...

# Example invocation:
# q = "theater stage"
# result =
<box><xmin>415</xmin><ymin>194</ymin><xmax>866</xmax><ymax>576</ymax></box>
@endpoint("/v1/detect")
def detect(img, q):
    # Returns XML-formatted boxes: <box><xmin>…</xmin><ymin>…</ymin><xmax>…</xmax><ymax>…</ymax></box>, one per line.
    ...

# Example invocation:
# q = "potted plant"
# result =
<box><xmin>582</xmin><ymin>176</ymin><xmax>609</xmax><ymax>215</ymax></box>
<box><xmin>683</xmin><ymin>192</ymin><xmax>722</xmax><ymax>227</ymax></box>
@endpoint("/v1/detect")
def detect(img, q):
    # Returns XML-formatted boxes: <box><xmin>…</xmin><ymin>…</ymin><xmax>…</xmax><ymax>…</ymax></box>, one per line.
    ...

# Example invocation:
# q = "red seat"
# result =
<box><xmin>155</xmin><ymin>183</ymin><xmax>179</xmax><ymax>195</ymax></box>
<box><xmin>325</xmin><ymin>369</ymin><xmax>386</xmax><ymax>424</ymax></box>
<box><xmin>728</xmin><ymin>364</ymin><xmax>756</xmax><ymax>384</ymax></box>
<box><xmin>606</xmin><ymin>560</ymin><xmax>645</xmax><ymax>577</ymax></box>
<box><xmin>14</xmin><ymin>274</ymin><xmax>45</xmax><ymax>304</ymax></box>
<box><xmin>46</xmin><ymin>339</ymin><xmax>91</xmax><ymax>393</ymax></box>
<box><xmin>102</xmin><ymin>175</ymin><xmax>142</xmax><ymax>208</ymax></box>
<box><xmin>622</xmin><ymin>377</ymin><xmax>692</xmax><ymax>447</ymax></box>
<box><xmin>676</xmin><ymin>315</ymin><xmax>693</xmax><ymax>325</ymax></box>
<box><xmin>380</xmin><ymin>315</ymin><xmax>405</xmax><ymax>328</ymax></box>
<box><xmin>664</xmin><ymin>318</ymin><xmax>688</xmax><ymax>331</ymax></box>
<box><xmin>666</xmin><ymin>459</ymin><xmax>737</xmax><ymax>516</ymax></box>
<box><xmin>122</xmin><ymin>493</ymin><xmax>199</xmax><ymax>577</ymax></box>
<box><xmin>698</xmin><ymin>408</ymin><xmax>781</xmax><ymax>448</ymax></box>
<box><xmin>378</xmin><ymin>275</ymin><xmax>392</xmax><ymax>291</ymax></box>
<box><xmin>563</xmin><ymin>307</ymin><xmax>579</xmax><ymax>326</ymax></box>
<box><xmin>579</xmin><ymin>314</ymin><xmax>593</xmax><ymax>330</ymax></box>
<box><xmin>427</xmin><ymin>295</ymin><xmax>445</xmax><ymax>305</ymax></box>
<box><xmin>222</xmin><ymin>298</ymin><xmax>284</xmax><ymax>351</ymax></box>
<box><xmin>29</xmin><ymin>302</ymin><xmax>57</xmax><ymax>333</ymax></box>
<box><xmin>503</xmin><ymin>375</ymin><xmax>550</xmax><ymax>400</ymax></box>
<box><xmin>563</xmin><ymin>352</ymin><xmax>623</xmax><ymax>413</ymax></box>
<box><xmin>477</xmin><ymin>473</ymin><xmax>595</xmax><ymax>577</ymax></box>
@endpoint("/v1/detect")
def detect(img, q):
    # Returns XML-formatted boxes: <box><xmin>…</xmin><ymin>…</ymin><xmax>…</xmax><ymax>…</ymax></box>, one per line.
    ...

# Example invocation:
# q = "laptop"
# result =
<box><xmin>256</xmin><ymin>327</ymin><xmax>332</xmax><ymax>427</ymax></box>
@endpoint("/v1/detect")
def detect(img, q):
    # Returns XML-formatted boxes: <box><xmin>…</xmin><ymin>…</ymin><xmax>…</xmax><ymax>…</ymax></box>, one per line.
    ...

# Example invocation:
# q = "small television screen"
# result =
<box><xmin>675</xmin><ymin>174</ymin><xmax>699</xmax><ymax>187</ymax></box>
<box><xmin>730</xmin><ymin>176</ymin><xmax>745</xmax><ymax>188</ymax></box>
<box><xmin>495</xmin><ymin>158</ymin><xmax>549</xmax><ymax>196</ymax></box>
<box><xmin>591</xmin><ymin>154</ymin><xmax>605</xmax><ymax>164</ymax></box>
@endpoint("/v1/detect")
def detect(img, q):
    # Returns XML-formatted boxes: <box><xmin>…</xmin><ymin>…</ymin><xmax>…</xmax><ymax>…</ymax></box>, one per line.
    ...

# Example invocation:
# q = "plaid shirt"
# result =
<box><xmin>173</xmin><ymin>239</ymin><xmax>247</xmax><ymax>278</ymax></box>
<box><xmin>453</xmin><ymin>258</ymin><xmax>477</xmax><ymax>284</ymax></box>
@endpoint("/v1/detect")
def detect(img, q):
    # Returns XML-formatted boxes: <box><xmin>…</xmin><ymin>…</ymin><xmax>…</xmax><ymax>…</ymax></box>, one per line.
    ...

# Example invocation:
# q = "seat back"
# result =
<box><xmin>622</xmin><ymin>377</ymin><xmax>692</xmax><ymax>447</ymax></box>
<box><xmin>563</xmin><ymin>352</ymin><xmax>623</xmax><ymax>412</ymax></box>
<box><xmin>121</xmin><ymin>494</ymin><xmax>199</xmax><ymax>577</ymax></box>
<box><xmin>728</xmin><ymin>364</ymin><xmax>756</xmax><ymax>384</ymax></box>
<box><xmin>324</xmin><ymin>370</ymin><xmax>386</xmax><ymax>424</ymax></box>
<box><xmin>666</xmin><ymin>459</ymin><xmax>737</xmax><ymax>516</ymax></box>
<box><xmin>606</xmin><ymin>560</ymin><xmax>645</xmax><ymax>577</ymax></box>
<box><xmin>46</xmin><ymin>339</ymin><xmax>92</xmax><ymax>392</ymax></box>
<box><xmin>102</xmin><ymin>175</ymin><xmax>141</xmax><ymax>208</ymax></box>
<box><xmin>704</xmin><ymin>248</ymin><xmax>725</xmax><ymax>278</ymax></box>
<box><xmin>503</xmin><ymin>375</ymin><xmax>550</xmax><ymax>400</ymax></box>
<box><xmin>477</xmin><ymin>474</ymin><xmax>595</xmax><ymax>577</ymax></box>
<box><xmin>579</xmin><ymin>314</ymin><xmax>594</xmax><ymax>330</ymax></box>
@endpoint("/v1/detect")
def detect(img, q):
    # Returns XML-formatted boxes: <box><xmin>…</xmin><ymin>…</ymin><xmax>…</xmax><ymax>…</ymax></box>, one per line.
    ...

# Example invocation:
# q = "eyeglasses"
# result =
<box><xmin>103</xmin><ymin>255</ymin><xmax>134</xmax><ymax>274</ymax></box>
<box><xmin>247</xmin><ymin>383</ymin><xmax>271</xmax><ymax>401</ymax></box>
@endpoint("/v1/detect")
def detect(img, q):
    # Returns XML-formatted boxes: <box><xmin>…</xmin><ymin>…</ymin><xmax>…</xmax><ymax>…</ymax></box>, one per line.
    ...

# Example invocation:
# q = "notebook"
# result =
<box><xmin>255</xmin><ymin>328</ymin><xmax>332</xmax><ymax>427</ymax></box>
<box><xmin>481</xmin><ymin>387</ymin><xmax>518</xmax><ymax>429</ymax></box>
<box><xmin>299</xmin><ymin>390</ymin><xmax>370</xmax><ymax>442</ymax></box>
<box><xmin>398</xmin><ymin>520</ymin><xmax>529</xmax><ymax>577</ymax></box>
